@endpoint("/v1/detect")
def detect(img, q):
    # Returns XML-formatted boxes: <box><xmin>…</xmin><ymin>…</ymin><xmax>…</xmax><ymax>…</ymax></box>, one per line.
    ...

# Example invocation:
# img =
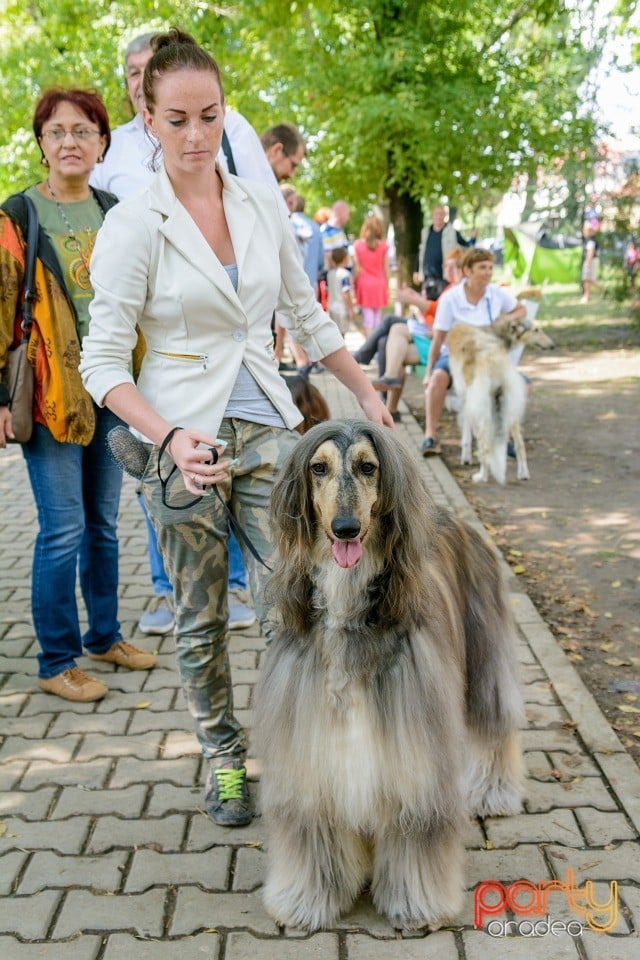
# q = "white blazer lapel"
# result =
<box><xmin>219</xmin><ymin>168</ymin><xmax>256</xmax><ymax>282</ymax></box>
<box><xmin>149</xmin><ymin>166</ymin><xmax>244</xmax><ymax>310</ymax></box>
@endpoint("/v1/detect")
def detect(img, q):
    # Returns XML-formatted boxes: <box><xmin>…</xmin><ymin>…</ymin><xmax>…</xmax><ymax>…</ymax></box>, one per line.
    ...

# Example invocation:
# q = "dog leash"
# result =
<box><xmin>107</xmin><ymin>425</ymin><xmax>272</xmax><ymax>572</ymax></box>
<box><xmin>158</xmin><ymin>427</ymin><xmax>273</xmax><ymax>573</ymax></box>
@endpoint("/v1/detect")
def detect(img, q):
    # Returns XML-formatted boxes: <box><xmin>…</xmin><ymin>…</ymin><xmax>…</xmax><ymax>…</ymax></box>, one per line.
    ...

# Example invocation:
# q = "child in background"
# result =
<box><xmin>327</xmin><ymin>247</ymin><xmax>355</xmax><ymax>333</ymax></box>
<box><xmin>352</xmin><ymin>214</ymin><xmax>390</xmax><ymax>331</ymax></box>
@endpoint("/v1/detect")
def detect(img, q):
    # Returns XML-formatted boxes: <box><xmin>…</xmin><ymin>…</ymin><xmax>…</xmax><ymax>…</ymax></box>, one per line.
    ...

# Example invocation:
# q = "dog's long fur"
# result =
<box><xmin>448</xmin><ymin>316</ymin><xmax>554</xmax><ymax>483</ymax></box>
<box><xmin>253</xmin><ymin>420</ymin><xmax>524</xmax><ymax>933</ymax></box>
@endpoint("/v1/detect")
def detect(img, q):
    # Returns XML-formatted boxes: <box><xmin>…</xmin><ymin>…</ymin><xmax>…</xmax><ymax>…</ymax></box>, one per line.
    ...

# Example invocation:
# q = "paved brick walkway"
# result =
<box><xmin>1</xmin><ymin>372</ymin><xmax>639</xmax><ymax>958</ymax></box>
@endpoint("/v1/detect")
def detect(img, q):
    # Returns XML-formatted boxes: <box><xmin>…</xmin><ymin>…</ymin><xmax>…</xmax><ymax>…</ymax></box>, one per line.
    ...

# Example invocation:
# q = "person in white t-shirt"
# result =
<box><xmin>90</xmin><ymin>33</ymin><xmax>277</xmax><ymax>199</ymax></box>
<box><xmin>421</xmin><ymin>248</ymin><xmax>526</xmax><ymax>457</ymax></box>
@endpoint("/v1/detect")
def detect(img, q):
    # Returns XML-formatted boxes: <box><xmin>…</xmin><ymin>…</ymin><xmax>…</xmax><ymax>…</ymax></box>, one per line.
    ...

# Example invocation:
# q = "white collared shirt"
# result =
<box><xmin>434</xmin><ymin>280</ymin><xmax>518</xmax><ymax>356</ymax></box>
<box><xmin>90</xmin><ymin>109</ymin><xmax>277</xmax><ymax>200</ymax></box>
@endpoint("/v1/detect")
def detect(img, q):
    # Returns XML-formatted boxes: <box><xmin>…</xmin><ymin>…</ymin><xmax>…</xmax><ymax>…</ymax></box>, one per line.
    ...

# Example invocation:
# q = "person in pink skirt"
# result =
<box><xmin>352</xmin><ymin>215</ymin><xmax>390</xmax><ymax>331</ymax></box>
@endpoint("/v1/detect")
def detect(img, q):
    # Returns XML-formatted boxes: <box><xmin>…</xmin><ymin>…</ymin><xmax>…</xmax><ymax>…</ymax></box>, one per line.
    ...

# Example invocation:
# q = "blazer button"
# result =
<box><xmin>232</xmin><ymin>330</ymin><xmax>245</xmax><ymax>342</ymax></box>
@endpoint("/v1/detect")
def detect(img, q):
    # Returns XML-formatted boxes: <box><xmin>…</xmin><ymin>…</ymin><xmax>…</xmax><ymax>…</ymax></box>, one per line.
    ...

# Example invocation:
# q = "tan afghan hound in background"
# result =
<box><xmin>253</xmin><ymin>420</ymin><xmax>524</xmax><ymax>933</ymax></box>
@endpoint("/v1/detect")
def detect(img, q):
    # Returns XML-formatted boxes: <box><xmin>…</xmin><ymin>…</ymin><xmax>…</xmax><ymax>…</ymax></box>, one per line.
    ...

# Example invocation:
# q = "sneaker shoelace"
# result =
<box><xmin>214</xmin><ymin>767</ymin><xmax>246</xmax><ymax>801</ymax></box>
<box><xmin>111</xmin><ymin>641</ymin><xmax>141</xmax><ymax>656</ymax></box>
<box><xmin>63</xmin><ymin>667</ymin><xmax>95</xmax><ymax>686</ymax></box>
<box><xmin>147</xmin><ymin>595</ymin><xmax>173</xmax><ymax>613</ymax></box>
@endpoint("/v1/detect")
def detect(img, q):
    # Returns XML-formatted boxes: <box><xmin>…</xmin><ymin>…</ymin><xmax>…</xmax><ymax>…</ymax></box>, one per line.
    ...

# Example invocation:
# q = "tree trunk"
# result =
<box><xmin>387</xmin><ymin>186</ymin><xmax>423</xmax><ymax>286</ymax></box>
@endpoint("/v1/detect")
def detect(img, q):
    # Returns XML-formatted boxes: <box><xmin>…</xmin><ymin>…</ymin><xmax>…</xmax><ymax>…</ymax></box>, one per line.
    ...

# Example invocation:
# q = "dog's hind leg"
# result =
<box><xmin>511</xmin><ymin>422</ymin><xmax>530</xmax><ymax>480</ymax></box>
<box><xmin>371</xmin><ymin>817</ymin><xmax>464</xmax><ymax>933</ymax></box>
<box><xmin>466</xmin><ymin>729</ymin><xmax>525</xmax><ymax>818</ymax></box>
<box><xmin>460</xmin><ymin>413</ymin><xmax>473</xmax><ymax>465</ymax></box>
<box><xmin>262</xmin><ymin>816</ymin><xmax>369</xmax><ymax>931</ymax></box>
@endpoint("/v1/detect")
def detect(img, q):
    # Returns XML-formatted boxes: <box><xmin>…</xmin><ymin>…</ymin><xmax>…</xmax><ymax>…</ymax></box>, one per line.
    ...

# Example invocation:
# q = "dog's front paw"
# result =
<box><xmin>516</xmin><ymin>464</ymin><xmax>530</xmax><ymax>480</ymax></box>
<box><xmin>472</xmin><ymin>468</ymin><xmax>488</xmax><ymax>483</ymax></box>
<box><xmin>460</xmin><ymin>447</ymin><xmax>473</xmax><ymax>465</ymax></box>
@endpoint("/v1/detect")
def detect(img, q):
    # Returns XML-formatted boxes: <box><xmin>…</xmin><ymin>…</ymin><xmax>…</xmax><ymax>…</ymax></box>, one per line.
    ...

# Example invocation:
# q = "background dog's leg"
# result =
<box><xmin>460</xmin><ymin>414</ymin><xmax>473</xmax><ymax>465</ymax></box>
<box><xmin>466</xmin><ymin>729</ymin><xmax>525</xmax><ymax>818</ymax></box>
<box><xmin>511</xmin><ymin>422</ymin><xmax>530</xmax><ymax>480</ymax></box>
<box><xmin>263</xmin><ymin>817</ymin><xmax>369</xmax><ymax>931</ymax></box>
<box><xmin>371</xmin><ymin>819</ymin><xmax>464</xmax><ymax>933</ymax></box>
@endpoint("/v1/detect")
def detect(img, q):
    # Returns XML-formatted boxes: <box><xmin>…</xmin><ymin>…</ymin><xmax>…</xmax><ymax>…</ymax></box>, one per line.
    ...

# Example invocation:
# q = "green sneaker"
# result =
<box><xmin>204</xmin><ymin>759</ymin><xmax>252</xmax><ymax>827</ymax></box>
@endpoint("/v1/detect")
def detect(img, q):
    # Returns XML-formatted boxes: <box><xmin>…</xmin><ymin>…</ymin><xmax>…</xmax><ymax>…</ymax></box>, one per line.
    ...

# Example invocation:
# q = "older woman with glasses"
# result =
<box><xmin>0</xmin><ymin>88</ymin><xmax>157</xmax><ymax>704</ymax></box>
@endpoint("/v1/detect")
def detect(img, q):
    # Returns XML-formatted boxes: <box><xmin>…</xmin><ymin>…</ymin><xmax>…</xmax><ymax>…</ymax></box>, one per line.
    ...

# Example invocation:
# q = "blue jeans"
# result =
<box><xmin>138</xmin><ymin>496</ymin><xmax>247</xmax><ymax>596</ymax></box>
<box><xmin>22</xmin><ymin>407</ymin><xmax>124</xmax><ymax>679</ymax></box>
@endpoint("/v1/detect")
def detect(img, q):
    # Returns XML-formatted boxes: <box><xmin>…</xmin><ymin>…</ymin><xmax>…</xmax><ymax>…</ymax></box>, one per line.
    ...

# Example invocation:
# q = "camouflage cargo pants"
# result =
<box><xmin>141</xmin><ymin>419</ymin><xmax>299</xmax><ymax>759</ymax></box>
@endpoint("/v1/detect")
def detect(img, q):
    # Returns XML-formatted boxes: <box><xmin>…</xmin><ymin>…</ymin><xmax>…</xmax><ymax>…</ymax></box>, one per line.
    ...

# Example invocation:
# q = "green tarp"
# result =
<box><xmin>504</xmin><ymin>226</ymin><xmax>582</xmax><ymax>284</ymax></box>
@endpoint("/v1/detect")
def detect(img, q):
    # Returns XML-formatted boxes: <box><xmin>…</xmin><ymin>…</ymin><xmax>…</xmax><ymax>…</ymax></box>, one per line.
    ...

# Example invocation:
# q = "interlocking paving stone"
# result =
<box><xmin>0</xmin><ymin>816</ymin><xmax>92</xmax><ymax>853</ymax></box>
<box><xmin>0</xmin><ymin>761</ymin><xmax>27</xmax><ymax>791</ymax></box>
<box><xmin>233</xmin><ymin>847</ymin><xmax>264</xmax><ymax>891</ymax></box>
<box><xmin>125</xmin><ymin>848</ymin><xmax>231</xmax><ymax>892</ymax></box>
<box><xmin>462</xmin><ymin>931</ymin><xmax>582</xmax><ymax>957</ymax></box>
<box><xmin>75</xmin><ymin>731</ymin><xmax>163</xmax><ymax>762</ymax></box>
<box><xmin>53</xmin><ymin>889</ymin><xmax>167</xmax><ymax>939</ymax></box>
<box><xmin>185</xmin><ymin>800</ymin><xmax>263</xmax><ymax>849</ymax></box>
<box><xmin>102</xmin><ymin>933</ymin><xmax>221</xmax><ymax>959</ymax></box>
<box><xmin>574</xmin><ymin>808</ymin><xmax>638</xmax><ymax>845</ymax></box>
<box><xmin>147</xmin><ymin>784</ymin><xmax>203</xmax><ymax>817</ymax></box>
<box><xmin>126</xmin><ymin>711</ymin><xmax>194</xmax><ymax>737</ymax></box>
<box><xmin>109</xmin><ymin>756</ymin><xmax>199</xmax><ymax>789</ymax></box>
<box><xmin>51</xmin><ymin>785</ymin><xmax>148</xmax><ymax>819</ymax></box>
<box><xmin>171</xmin><ymin>889</ymin><xmax>279</xmax><ymax>935</ymax></box>
<box><xmin>524</xmin><ymin>778</ymin><xmax>619</xmax><ymax>812</ymax></box>
<box><xmin>582</xmin><ymin>936</ymin><xmax>640</xmax><ymax>960</ymax></box>
<box><xmin>0</xmin><ymin>734</ymin><xmax>81</xmax><ymax>763</ymax></box>
<box><xmin>0</xmin><ymin>890</ymin><xmax>61</xmax><ymax>938</ymax></box>
<box><xmin>0</xmin><ymin>715</ymin><xmax>53</xmax><ymax>738</ymax></box>
<box><xmin>545</xmin><ymin>842</ymin><xmax>640</xmax><ymax>883</ymax></box>
<box><xmin>346</xmin><ymin>934</ymin><xmax>459</xmax><ymax>959</ymax></box>
<box><xmin>466</xmin><ymin>845</ymin><xmax>550</xmax><ymax>888</ymax></box>
<box><xmin>20</xmin><ymin>759</ymin><xmax>112</xmax><ymax>790</ymax></box>
<box><xmin>48</xmin><ymin>711</ymin><xmax>130</xmax><ymax>737</ymax></box>
<box><xmin>137</xmin><ymin>669</ymin><xmax>181</xmax><ymax>693</ymax></box>
<box><xmin>0</xmin><ymin>787</ymin><xmax>57</xmax><ymax>820</ymax></box>
<box><xmin>226</xmin><ymin>932</ymin><xmax>339</xmax><ymax>958</ymax></box>
<box><xmin>87</xmin><ymin>814</ymin><xmax>186</xmax><ymax>854</ymax></box>
<box><xmin>0</xmin><ymin>936</ymin><xmax>102</xmax><ymax>960</ymax></box>
<box><xmin>485</xmin><ymin>809</ymin><xmax>583</xmax><ymax>847</ymax></box>
<box><xmin>93</xmin><ymin>690</ymin><xmax>175</xmax><ymax>714</ymax></box>
<box><xmin>18</xmin><ymin>850</ymin><xmax>128</xmax><ymax>894</ymax></box>
<box><xmin>161</xmin><ymin>730</ymin><xmax>201</xmax><ymax>759</ymax></box>
<box><xmin>0</xmin><ymin>851</ymin><xmax>28</xmax><ymax>894</ymax></box>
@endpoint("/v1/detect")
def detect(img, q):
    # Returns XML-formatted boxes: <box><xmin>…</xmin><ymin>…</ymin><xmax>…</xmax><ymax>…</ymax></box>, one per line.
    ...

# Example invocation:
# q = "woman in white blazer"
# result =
<box><xmin>80</xmin><ymin>29</ymin><xmax>392</xmax><ymax>828</ymax></box>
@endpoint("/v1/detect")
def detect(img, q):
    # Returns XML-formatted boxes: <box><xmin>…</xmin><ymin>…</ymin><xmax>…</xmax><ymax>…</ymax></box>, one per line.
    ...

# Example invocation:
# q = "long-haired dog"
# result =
<box><xmin>253</xmin><ymin>420</ymin><xmax>524</xmax><ymax>933</ymax></box>
<box><xmin>448</xmin><ymin>316</ymin><xmax>554</xmax><ymax>483</ymax></box>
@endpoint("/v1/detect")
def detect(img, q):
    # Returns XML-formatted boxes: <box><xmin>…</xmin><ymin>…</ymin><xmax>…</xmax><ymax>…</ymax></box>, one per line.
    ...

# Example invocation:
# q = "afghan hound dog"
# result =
<box><xmin>253</xmin><ymin>420</ymin><xmax>524</xmax><ymax>933</ymax></box>
<box><xmin>448</xmin><ymin>316</ymin><xmax>554</xmax><ymax>484</ymax></box>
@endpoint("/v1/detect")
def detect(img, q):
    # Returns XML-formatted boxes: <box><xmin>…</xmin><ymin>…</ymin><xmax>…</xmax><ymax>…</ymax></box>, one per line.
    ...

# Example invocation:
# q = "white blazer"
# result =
<box><xmin>81</xmin><ymin>165</ymin><xmax>344</xmax><ymax>437</ymax></box>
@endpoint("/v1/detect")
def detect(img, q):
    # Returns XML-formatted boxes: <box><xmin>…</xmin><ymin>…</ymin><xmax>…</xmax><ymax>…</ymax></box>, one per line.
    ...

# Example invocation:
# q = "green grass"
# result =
<box><xmin>528</xmin><ymin>283</ymin><xmax>640</xmax><ymax>351</ymax></box>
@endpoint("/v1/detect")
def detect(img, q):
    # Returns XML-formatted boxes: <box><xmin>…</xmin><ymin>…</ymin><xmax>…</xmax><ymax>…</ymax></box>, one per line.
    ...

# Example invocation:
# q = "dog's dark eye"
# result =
<box><xmin>360</xmin><ymin>461</ymin><xmax>377</xmax><ymax>476</ymax></box>
<box><xmin>310</xmin><ymin>462</ymin><xmax>327</xmax><ymax>476</ymax></box>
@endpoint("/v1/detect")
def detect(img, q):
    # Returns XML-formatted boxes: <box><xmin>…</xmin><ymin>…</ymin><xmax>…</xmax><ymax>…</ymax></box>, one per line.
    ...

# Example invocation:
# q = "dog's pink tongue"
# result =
<box><xmin>332</xmin><ymin>539</ymin><xmax>363</xmax><ymax>568</ymax></box>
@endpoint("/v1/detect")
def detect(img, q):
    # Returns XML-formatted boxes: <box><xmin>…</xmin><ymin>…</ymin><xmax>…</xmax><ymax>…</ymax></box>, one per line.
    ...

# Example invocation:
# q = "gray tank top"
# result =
<box><xmin>222</xmin><ymin>264</ymin><xmax>285</xmax><ymax>427</ymax></box>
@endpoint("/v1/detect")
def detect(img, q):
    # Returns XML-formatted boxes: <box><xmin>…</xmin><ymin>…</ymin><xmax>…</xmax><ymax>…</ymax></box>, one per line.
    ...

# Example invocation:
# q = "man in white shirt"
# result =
<box><xmin>90</xmin><ymin>33</ymin><xmax>277</xmax><ymax>199</ymax></box>
<box><xmin>421</xmin><ymin>248</ymin><xmax>526</xmax><ymax>456</ymax></box>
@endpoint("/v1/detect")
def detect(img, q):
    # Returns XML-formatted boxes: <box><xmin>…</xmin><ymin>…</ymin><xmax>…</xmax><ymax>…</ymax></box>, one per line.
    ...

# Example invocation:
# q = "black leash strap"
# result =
<box><xmin>158</xmin><ymin>427</ymin><xmax>272</xmax><ymax>572</ymax></box>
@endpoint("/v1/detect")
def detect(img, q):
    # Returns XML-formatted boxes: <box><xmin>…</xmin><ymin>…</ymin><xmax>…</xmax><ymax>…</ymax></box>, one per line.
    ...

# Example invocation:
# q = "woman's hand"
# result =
<box><xmin>359</xmin><ymin>394</ymin><xmax>395</xmax><ymax>429</ymax></box>
<box><xmin>0</xmin><ymin>407</ymin><xmax>14</xmax><ymax>448</ymax></box>
<box><xmin>167</xmin><ymin>428</ymin><xmax>234</xmax><ymax>496</ymax></box>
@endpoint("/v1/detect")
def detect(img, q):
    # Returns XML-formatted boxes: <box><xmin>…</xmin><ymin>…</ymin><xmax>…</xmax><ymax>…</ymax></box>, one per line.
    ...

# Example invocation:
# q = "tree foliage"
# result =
<box><xmin>0</xmin><ymin>0</ymin><xmax>605</xmax><ymax>275</ymax></box>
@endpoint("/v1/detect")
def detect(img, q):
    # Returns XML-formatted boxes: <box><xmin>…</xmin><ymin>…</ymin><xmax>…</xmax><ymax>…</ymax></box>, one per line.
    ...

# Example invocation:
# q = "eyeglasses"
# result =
<box><xmin>157</xmin><ymin>445</ymin><xmax>218</xmax><ymax>511</ymax></box>
<box><xmin>41</xmin><ymin>127</ymin><xmax>101</xmax><ymax>143</ymax></box>
<box><xmin>282</xmin><ymin>148</ymin><xmax>302</xmax><ymax>171</ymax></box>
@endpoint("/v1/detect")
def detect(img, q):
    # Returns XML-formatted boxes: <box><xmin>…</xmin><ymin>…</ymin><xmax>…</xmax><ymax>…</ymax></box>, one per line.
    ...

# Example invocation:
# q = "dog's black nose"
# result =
<box><xmin>331</xmin><ymin>516</ymin><xmax>361</xmax><ymax>540</ymax></box>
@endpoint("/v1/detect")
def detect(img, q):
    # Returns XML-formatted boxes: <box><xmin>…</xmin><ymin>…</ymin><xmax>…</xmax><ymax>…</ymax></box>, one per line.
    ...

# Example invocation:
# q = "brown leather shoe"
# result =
<box><xmin>87</xmin><ymin>640</ymin><xmax>157</xmax><ymax>671</ymax></box>
<box><xmin>38</xmin><ymin>667</ymin><xmax>108</xmax><ymax>702</ymax></box>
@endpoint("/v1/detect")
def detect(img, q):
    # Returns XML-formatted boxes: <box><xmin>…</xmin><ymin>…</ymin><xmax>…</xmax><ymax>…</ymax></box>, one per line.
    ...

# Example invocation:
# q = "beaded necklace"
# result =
<box><xmin>46</xmin><ymin>179</ymin><xmax>103</xmax><ymax>274</ymax></box>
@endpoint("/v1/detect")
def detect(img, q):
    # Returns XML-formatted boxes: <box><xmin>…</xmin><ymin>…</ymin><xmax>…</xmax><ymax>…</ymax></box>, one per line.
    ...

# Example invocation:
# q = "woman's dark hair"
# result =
<box><xmin>143</xmin><ymin>27</ymin><xmax>224</xmax><ymax>113</ymax></box>
<box><xmin>284</xmin><ymin>375</ymin><xmax>331</xmax><ymax>434</ymax></box>
<box><xmin>33</xmin><ymin>88</ymin><xmax>111</xmax><ymax>160</ymax></box>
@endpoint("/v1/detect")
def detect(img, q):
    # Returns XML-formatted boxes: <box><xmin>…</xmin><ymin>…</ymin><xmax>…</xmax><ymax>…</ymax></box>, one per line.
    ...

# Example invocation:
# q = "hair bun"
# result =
<box><xmin>150</xmin><ymin>27</ymin><xmax>197</xmax><ymax>53</ymax></box>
